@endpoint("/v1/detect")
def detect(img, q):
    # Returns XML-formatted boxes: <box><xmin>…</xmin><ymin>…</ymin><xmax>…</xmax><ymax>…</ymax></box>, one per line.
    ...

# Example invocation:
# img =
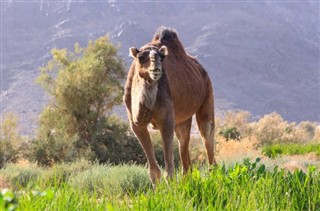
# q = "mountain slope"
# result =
<box><xmin>1</xmin><ymin>1</ymin><xmax>319</xmax><ymax>134</ymax></box>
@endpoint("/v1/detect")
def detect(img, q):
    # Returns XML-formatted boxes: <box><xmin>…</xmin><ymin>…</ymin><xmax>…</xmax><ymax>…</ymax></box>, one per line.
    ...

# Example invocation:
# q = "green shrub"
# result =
<box><xmin>1</xmin><ymin>164</ymin><xmax>43</xmax><ymax>188</ymax></box>
<box><xmin>29</xmin><ymin>114</ymin><xmax>146</xmax><ymax>166</ymax></box>
<box><xmin>69</xmin><ymin>164</ymin><xmax>150</xmax><ymax>195</ymax></box>
<box><xmin>253</xmin><ymin>112</ymin><xmax>300</xmax><ymax>146</ymax></box>
<box><xmin>216</xmin><ymin>110</ymin><xmax>252</xmax><ymax>138</ymax></box>
<box><xmin>219</xmin><ymin>127</ymin><xmax>241</xmax><ymax>141</ymax></box>
<box><xmin>41</xmin><ymin>160</ymin><xmax>92</xmax><ymax>186</ymax></box>
<box><xmin>262</xmin><ymin>145</ymin><xmax>283</xmax><ymax>158</ymax></box>
<box><xmin>90</xmin><ymin>115</ymin><xmax>146</xmax><ymax>165</ymax></box>
<box><xmin>262</xmin><ymin>143</ymin><xmax>320</xmax><ymax>158</ymax></box>
<box><xmin>0</xmin><ymin>113</ymin><xmax>24</xmax><ymax>168</ymax></box>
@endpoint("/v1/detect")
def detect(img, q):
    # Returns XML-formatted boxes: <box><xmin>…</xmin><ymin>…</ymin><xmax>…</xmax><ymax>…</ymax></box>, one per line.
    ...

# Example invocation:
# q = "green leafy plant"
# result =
<box><xmin>219</xmin><ymin>127</ymin><xmax>241</xmax><ymax>141</ymax></box>
<box><xmin>0</xmin><ymin>189</ymin><xmax>17</xmax><ymax>211</ymax></box>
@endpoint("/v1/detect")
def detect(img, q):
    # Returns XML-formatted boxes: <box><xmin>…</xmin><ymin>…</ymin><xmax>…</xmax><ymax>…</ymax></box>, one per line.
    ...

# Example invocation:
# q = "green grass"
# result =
<box><xmin>262</xmin><ymin>143</ymin><xmax>320</xmax><ymax>158</ymax></box>
<box><xmin>1</xmin><ymin>159</ymin><xmax>320</xmax><ymax>210</ymax></box>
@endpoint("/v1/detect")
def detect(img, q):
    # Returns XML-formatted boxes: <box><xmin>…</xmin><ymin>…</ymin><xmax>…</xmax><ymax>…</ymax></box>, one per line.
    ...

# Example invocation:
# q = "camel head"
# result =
<box><xmin>129</xmin><ymin>45</ymin><xmax>168</xmax><ymax>81</ymax></box>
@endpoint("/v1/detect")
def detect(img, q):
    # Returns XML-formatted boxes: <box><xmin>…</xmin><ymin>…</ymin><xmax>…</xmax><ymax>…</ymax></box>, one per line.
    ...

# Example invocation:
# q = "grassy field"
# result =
<box><xmin>263</xmin><ymin>143</ymin><xmax>320</xmax><ymax>158</ymax></box>
<box><xmin>1</xmin><ymin>159</ymin><xmax>320</xmax><ymax>210</ymax></box>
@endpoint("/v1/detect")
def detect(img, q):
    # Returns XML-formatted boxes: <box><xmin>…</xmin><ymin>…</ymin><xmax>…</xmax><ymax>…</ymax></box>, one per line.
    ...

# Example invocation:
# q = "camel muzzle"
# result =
<box><xmin>149</xmin><ymin>68</ymin><xmax>162</xmax><ymax>81</ymax></box>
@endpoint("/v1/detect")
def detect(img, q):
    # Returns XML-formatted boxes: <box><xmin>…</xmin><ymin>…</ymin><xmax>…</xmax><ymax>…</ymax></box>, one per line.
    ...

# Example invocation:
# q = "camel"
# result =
<box><xmin>124</xmin><ymin>26</ymin><xmax>216</xmax><ymax>184</ymax></box>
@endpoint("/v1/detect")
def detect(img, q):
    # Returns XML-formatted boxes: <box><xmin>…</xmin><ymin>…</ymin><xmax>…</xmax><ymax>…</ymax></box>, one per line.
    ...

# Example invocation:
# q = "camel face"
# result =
<box><xmin>129</xmin><ymin>46</ymin><xmax>168</xmax><ymax>81</ymax></box>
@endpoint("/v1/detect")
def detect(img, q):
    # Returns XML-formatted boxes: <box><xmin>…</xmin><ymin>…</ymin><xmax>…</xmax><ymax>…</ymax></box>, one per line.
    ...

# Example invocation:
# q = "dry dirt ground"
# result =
<box><xmin>0</xmin><ymin>175</ymin><xmax>11</xmax><ymax>189</ymax></box>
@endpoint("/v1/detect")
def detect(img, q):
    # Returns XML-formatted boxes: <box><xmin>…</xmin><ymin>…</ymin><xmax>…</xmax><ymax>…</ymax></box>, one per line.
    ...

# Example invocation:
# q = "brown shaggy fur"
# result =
<box><xmin>124</xmin><ymin>27</ymin><xmax>216</xmax><ymax>184</ymax></box>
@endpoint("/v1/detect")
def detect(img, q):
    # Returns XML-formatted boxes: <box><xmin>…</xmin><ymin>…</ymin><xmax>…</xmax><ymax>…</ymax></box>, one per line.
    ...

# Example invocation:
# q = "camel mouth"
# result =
<box><xmin>149</xmin><ymin>69</ymin><xmax>162</xmax><ymax>81</ymax></box>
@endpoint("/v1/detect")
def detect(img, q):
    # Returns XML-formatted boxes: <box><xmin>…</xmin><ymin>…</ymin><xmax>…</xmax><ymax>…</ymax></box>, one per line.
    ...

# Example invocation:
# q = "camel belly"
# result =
<box><xmin>171</xmin><ymin>81</ymin><xmax>206</xmax><ymax>124</ymax></box>
<box><xmin>163</xmin><ymin>56</ymin><xmax>208</xmax><ymax>124</ymax></box>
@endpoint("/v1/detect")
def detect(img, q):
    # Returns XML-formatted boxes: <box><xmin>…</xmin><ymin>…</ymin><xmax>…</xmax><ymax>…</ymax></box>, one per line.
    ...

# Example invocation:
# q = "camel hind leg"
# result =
<box><xmin>175</xmin><ymin>118</ymin><xmax>192</xmax><ymax>174</ymax></box>
<box><xmin>196</xmin><ymin>92</ymin><xmax>216</xmax><ymax>166</ymax></box>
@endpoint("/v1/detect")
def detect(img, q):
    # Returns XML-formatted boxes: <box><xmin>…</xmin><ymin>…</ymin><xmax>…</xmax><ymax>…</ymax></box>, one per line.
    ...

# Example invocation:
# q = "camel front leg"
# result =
<box><xmin>159</xmin><ymin>118</ymin><xmax>175</xmax><ymax>181</ymax></box>
<box><xmin>131</xmin><ymin>124</ymin><xmax>161</xmax><ymax>185</ymax></box>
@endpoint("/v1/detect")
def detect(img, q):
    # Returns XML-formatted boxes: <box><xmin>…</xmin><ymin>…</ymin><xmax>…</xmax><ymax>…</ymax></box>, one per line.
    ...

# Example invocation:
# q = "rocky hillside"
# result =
<box><xmin>1</xmin><ymin>1</ymin><xmax>319</xmax><ymax>134</ymax></box>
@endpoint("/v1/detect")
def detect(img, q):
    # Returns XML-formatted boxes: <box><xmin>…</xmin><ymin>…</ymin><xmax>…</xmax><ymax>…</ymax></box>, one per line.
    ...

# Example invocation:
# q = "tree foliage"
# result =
<box><xmin>0</xmin><ymin>112</ymin><xmax>22</xmax><ymax>168</ymax></box>
<box><xmin>32</xmin><ymin>36</ymin><xmax>131</xmax><ymax>165</ymax></box>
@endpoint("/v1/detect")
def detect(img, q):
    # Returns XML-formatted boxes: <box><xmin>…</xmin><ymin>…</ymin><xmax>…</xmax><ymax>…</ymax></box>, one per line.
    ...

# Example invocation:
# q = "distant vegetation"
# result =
<box><xmin>263</xmin><ymin>143</ymin><xmax>320</xmax><ymax>159</ymax></box>
<box><xmin>1</xmin><ymin>36</ymin><xmax>319</xmax><ymax>168</ymax></box>
<box><xmin>1</xmin><ymin>108</ymin><xmax>319</xmax><ymax>168</ymax></box>
<box><xmin>0</xmin><ymin>113</ymin><xmax>23</xmax><ymax>168</ymax></box>
<box><xmin>216</xmin><ymin>111</ymin><xmax>320</xmax><ymax>146</ymax></box>
<box><xmin>1</xmin><ymin>36</ymin><xmax>320</xmax><ymax>210</ymax></box>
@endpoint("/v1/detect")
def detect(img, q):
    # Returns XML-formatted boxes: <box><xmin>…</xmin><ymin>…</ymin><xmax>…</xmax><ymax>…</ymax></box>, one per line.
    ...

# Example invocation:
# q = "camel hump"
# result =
<box><xmin>153</xmin><ymin>27</ymin><xmax>178</xmax><ymax>42</ymax></box>
<box><xmin>152</xmin><ymin>26</ymin><xmax>186</xmax><ymax>54</ymax></box>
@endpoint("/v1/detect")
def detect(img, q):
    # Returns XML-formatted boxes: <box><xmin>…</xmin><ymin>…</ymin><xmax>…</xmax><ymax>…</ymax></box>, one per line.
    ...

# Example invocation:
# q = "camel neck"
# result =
<box><xmin>131</xmin><ymin>73</ymin><xmax>159</xmax><ymax>126</ymax></box>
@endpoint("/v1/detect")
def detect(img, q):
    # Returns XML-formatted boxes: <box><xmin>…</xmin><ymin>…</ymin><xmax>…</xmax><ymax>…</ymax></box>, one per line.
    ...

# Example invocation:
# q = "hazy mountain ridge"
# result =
<box><xmin>1</xmin><ymin>1</ymin><xmax>319</xmax><ymax>134</ymax></box>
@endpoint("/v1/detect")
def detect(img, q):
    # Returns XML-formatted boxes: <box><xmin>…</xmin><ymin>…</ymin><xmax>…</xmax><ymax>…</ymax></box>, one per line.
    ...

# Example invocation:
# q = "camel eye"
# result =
<box><xmin>138</xmin><ymin>51</ymin><xmax>150</xmax><ymax>64</ymax></box>
<box><xmin>138</xmin><ymin>54</ymin><xmax>145</xmax><ymax>63</ymax></box>
<box><xmin>159</xmin><ymin>53</ymin><xmax>165</xmax><ymax>60</ymax></box>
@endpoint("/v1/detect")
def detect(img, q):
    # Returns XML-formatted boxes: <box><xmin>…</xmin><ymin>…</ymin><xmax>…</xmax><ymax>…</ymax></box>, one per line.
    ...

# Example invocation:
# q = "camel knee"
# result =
<box><xmin>178</xmin><ymin>142</ymin><xmax>190</xmax><ymax>172</ymax></box>
<box><xmin>199</xmin><ymin>122</ymin><xmax>215</xmax><ymax>142</ymax></box>
<box><xmin>199</xmin><ymin>121</ymin><xmax>216</xmax><ymax>166</ymax></box>
<box><xmin>130</xmin><ymin>123</ymin><xmax>142</xmax><ymax>134</ymax></box>
<box><xmin>130</xmin><ymin>123</ymin><xmax>149</xmax><ymax>139</ymax></box>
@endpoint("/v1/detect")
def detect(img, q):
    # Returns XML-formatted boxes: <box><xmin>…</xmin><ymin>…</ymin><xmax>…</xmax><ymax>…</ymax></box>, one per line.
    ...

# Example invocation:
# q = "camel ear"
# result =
<box><xmin>129</xmin><ymin>47</ymin><xmax>139</xmax><ymax>58</ymax></box>
<box><xmin>159</xmin><ymin>45</ymin><xmax>168</xmax><ymax>56</ymax></box>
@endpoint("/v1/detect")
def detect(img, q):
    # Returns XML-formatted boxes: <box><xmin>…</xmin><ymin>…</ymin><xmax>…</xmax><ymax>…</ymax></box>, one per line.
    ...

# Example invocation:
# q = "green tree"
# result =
<box><xmin>33</xmin><ymin>36</ymin><xmax>127</xmax><ymax>165</ymax></box>
<box><xmin>0</xmin><ymin>112</ymin><xmax>22</xmax><ymax>168</ymax></box>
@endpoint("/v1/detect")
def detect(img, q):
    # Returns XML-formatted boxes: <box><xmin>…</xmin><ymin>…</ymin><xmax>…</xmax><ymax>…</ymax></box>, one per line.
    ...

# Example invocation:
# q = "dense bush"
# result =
<box><xmin>216</xmin><ymin>110</ymin><xmax>252</xmax><ymax>139</ymax></box>
<box><xmin>0</xmin><ymin>161</ymin><xmax>149</xmax><ymax>196</ymax></box>
<box><xmin>0</xmin><ymin>113</ymin><xmax>23</xmax><ymax>168</ymax></box>
<box><xmin>31</xmin><ymin>36</ymin><xmax>129</xmax><ymax>165</ymax></box>
<box><xmin>253</xmin><ymin>113</ymin><xmax>319</xmax><ymax>146</ymax></box>
<box><xmin>252</xmin><ymin>112</ymin><xmax>289</xmax><ymax>145</ymax></box>
<box><xmin>90</xmin><ymin>115</ymin><xmax>146</xmax><ymax>164</ymax></box>
<box><xmin>215</xmin><ymin>111</ymin><xmax>319</xmax><ymax>157</ymax></box>
<box><xmin>28</xmin><ymin>114</ymin><xmax>148</xmax><ymax>166</ymax></box>
<box><xmin>219</xmin><ymin>127</ymin><xmax>241</xmax><ymax>141</ymax></box>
